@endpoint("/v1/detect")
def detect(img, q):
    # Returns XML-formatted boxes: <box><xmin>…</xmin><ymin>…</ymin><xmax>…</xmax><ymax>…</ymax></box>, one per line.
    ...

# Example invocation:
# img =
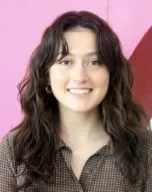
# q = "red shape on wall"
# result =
<box><xmin>129</xmin><ymin>26</ymin><xmax>152</xmax><ymax>117</ymax></box>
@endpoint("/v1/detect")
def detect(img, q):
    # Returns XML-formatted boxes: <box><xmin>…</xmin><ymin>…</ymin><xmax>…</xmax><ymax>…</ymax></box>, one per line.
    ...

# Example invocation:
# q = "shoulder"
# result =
<box><xmin>0</xmin><ymin>129</ymin><xmax>18</xmax><ymax>150</ymax></box>
<box><xmin>0</xmin><ymin>129</ymin><xmax>18</xmax><ymax>167</ymax></box>
<box><xmin>142</xmin><ymin>129</ymin><xmax>152</xmax><ymax>151</ymax></box>
<box><xmin>0</xmin><ymin>129</ymin><xmax>20</xmax><ymax>185</ymax></box>
<box><xmin>140</xmin><ymin>129</ymin><xmax>152</xmax><ymax>166</ymax></box>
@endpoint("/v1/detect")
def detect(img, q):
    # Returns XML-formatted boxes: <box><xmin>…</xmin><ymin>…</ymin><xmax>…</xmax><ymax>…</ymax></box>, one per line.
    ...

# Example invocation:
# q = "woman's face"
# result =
<box><xmin>49</xmin><ymin>28</ymin><xmax>110</xmax><ymax>113</ymax></box>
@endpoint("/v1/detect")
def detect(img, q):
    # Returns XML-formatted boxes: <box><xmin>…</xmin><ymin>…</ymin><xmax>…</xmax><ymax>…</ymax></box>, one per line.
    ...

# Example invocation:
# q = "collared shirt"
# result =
<box><xmin>0</xmin><ymin>129</ymin><xmax>152</xmax><ymax>191</ymax></box>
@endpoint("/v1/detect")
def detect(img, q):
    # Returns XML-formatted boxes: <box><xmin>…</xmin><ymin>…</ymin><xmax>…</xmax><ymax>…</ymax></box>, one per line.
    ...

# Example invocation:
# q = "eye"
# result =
<box><xmin>88</xmin><ymin>60</ymin><xmax>99</xmax><ymax>65</ymax></box>
<box><xmin>59</xmin><ymin>60</ymin><xmax>70</xmax><ymax>65</ymax></box>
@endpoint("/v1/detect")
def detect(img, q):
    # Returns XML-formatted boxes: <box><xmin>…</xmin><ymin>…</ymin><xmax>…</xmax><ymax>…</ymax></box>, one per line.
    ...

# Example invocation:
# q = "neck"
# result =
<box><xmin>58</xmin><ymin>106</ymin><xmax>107</xmax><ymax>144</ymax></box>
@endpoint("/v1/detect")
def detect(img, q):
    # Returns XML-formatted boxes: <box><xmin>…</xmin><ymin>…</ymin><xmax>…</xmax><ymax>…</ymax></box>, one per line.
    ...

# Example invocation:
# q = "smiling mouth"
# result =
<box><xmin>67</xmin><ymin>89</ymin><xmax>93</xmax><ymax>95</ymax></box>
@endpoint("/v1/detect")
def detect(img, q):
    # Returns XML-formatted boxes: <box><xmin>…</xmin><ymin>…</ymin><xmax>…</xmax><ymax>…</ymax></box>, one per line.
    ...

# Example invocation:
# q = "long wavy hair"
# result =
<box><xmin>12</xmin><ymin>10</ymin><xmax>150</xmax><ymax>190</ymax></box>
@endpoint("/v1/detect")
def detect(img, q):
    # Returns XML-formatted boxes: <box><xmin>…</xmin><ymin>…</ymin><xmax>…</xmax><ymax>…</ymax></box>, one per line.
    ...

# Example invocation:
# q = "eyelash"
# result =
<box><xmin>59</xmin><ymin>60</ymin><xmax>99</xmax><ymax>65</ymax></box>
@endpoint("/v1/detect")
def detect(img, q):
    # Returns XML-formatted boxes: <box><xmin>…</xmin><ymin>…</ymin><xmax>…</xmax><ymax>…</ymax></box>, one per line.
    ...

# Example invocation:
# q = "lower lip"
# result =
<box><xmin>67</xmin><ymin>89</ymin><xmax>92</xmax><ymax>97</ymax></box>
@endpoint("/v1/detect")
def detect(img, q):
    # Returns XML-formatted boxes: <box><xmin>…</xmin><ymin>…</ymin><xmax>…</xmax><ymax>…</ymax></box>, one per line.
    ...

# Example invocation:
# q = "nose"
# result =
<box><xmin>71</xmin><ymin>64</ymin><xmax>89</xmax><ymax>82</ymax></box>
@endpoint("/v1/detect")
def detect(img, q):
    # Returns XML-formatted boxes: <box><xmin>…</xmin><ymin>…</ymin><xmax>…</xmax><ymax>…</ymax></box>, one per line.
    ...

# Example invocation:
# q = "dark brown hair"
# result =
<box><xmin>12</xmin><ymin>10</ymin><xmax>150</xmax><ymax>190</ymax></box>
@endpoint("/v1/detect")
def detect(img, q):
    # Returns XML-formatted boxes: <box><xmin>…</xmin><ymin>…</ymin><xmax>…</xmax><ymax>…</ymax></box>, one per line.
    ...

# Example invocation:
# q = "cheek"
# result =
<box><xmin>53</xmin><ymin>71</ymin><xmax>64</xmax><ymax>81</ymax></box>
<box><xmin>49</xmin><ymin>67</ymin><xmax>60</xmax><ymax>81</ymax></box>
<box><xmin>94</xmin><ymin>71</ymin><xmax>110</xmax><ymax>88</ymax></box>
<box><xmin>50</xmin><ymin>68</ymin><xmax>67</xmax><ymax>89</ymax></box>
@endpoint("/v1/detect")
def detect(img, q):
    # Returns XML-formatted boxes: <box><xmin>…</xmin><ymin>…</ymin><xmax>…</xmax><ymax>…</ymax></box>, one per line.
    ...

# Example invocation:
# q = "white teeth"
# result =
<box><xmin>68</xmin><ymin>89</ymin><xmax>92</xmax><ymax>94</ymax></box>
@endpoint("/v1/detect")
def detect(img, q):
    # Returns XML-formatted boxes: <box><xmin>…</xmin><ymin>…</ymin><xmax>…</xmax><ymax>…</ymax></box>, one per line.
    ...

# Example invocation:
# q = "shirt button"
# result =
<box><xmin>86</xmin><ymin>169</ymin><xmax>92</xmax><ymax>174</ymax></box>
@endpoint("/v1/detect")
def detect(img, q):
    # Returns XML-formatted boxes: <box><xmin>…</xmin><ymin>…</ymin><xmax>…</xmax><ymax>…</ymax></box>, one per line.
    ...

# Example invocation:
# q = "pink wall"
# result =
<box><xmin>0</xmin><ymin>0</ymin><xmax>152</xmax><ymax>138</ymax></box>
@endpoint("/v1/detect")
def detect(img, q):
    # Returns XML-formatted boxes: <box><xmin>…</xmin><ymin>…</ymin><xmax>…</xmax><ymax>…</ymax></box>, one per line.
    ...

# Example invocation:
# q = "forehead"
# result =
<box><xmin>60</xmin><ymin>28</ymin><xmax>97</xmax><ymax>56</ymax></box>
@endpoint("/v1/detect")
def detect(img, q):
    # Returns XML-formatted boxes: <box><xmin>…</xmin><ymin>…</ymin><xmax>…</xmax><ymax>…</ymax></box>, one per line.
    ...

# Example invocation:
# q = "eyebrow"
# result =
<box><xmin>57</xmin><ymin>52</ymin><xmax>98</xmax><ymax>57</ymax></box>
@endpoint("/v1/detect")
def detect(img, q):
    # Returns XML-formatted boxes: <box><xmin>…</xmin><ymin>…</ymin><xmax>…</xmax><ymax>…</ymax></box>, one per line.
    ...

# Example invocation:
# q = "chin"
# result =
<box><xmin>69</xmin><ymin>106</ymin><xmax>97</xmax><ymax>113</ymax></box>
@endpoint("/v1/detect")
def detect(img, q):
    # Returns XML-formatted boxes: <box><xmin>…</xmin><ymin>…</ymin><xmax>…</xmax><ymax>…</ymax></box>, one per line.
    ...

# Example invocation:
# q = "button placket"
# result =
<box><xmin>80</xmin><ymin>154</ymin><xmax>105</xmax><ymax>191</ymax></box>
<box><xmin>85</xmin><ymin>168</ymin><xmax>91</xmax><ymax>174</ymax></box>
<box><xmin>79</xmin><ymin>157</ymin><xmax>95</xmax><ymax>184</ymax></box>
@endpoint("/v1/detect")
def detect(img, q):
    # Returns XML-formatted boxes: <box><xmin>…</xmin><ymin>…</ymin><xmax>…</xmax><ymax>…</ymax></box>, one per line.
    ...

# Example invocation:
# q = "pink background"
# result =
<box><xmin>0</xmin><ymin>0</ymin><xmax>152</xmax><ymax>138</ymax></box>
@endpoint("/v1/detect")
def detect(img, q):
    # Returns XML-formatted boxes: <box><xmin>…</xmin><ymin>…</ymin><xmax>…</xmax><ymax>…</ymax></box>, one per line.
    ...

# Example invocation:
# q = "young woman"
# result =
<box><xmin>0</xmin><ymin>10</ymin><xmax>152</xmax><ymax>192</ymax></box>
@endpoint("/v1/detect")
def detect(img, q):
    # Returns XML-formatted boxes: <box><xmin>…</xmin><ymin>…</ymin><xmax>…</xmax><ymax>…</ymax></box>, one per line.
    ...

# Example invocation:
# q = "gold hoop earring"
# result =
<box><xmin>45</xmin><ymin>86</ymin><xmax>52</xmax><ymax>94</ymax></box>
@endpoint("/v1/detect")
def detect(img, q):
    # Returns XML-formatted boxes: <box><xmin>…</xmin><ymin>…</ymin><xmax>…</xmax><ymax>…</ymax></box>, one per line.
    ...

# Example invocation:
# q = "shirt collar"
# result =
<box><xmin>55</xmin><ymin>134</ymin><xmax>115</xmax><ymax>156</ymax></box>
<box><xmin>96</xmin><ymin>137</ymin><xmax>115</xmax><ymax>156</ymax></box>
<box><xmin>56</xmin><ymin>135</ymin><xmax>70</xmax><ymax>151</ymax></box>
